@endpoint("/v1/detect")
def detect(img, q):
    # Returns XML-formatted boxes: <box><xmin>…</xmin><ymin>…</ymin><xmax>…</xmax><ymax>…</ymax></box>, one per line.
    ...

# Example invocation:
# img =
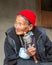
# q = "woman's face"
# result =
<box><xmin>14</xmin><ymin>15</ymin><xmax>33</xmax><ymax>35</ymax></box>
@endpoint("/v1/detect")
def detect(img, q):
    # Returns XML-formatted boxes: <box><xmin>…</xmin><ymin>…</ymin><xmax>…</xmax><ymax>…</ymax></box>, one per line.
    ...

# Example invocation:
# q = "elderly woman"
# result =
<box><xmin>4</xmin><ymin>9</ymin><xmax>52</xmax><ymax>65</ymax></box>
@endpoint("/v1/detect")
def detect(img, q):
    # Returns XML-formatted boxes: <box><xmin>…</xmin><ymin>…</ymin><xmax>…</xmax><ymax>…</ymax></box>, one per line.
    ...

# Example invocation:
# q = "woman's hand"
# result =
<box><xmin>25</xmin><ymin>44</ymin><xmax>36</xmax><ymax>57</ymax></box>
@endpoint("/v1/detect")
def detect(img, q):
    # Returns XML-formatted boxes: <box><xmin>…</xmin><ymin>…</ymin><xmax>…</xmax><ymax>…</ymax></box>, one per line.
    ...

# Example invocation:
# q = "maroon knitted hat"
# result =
<box><xmin>17</xmin><ymin>9</ymin><xmax>36</xmax><ymax>26</ymax></box>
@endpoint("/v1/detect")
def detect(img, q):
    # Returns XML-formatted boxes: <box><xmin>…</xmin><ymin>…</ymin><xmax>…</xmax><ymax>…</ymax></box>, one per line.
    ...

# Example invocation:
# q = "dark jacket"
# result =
<box><xmin>4</xmin><ymin>26</ymin><xmax>52</xmax><ymax>65</ymax></box>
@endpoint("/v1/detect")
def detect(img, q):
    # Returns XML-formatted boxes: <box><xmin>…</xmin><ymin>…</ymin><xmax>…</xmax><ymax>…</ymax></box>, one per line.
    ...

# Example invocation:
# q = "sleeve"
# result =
<box><xmin>4</xmin><ymin>37</ymin><xmax>19</xmax><ymax>65</ymax></box>
<box><xmin>45</xmin><ymin>36</ymin><xmax>52</xmax><ymax>62</ymax></box>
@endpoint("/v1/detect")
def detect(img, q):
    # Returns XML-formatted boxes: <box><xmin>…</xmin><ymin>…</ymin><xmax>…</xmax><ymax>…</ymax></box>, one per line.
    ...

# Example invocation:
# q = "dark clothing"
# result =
<box><xmin>4</xmin><ymin>26</ymin><xmax>52</xmax><ymax>65</ymax></box>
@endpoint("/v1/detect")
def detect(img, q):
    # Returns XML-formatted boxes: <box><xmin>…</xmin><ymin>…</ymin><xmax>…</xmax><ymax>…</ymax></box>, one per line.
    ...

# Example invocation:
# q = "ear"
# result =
<box><xmin>28</xmin><ymin>24</ymin><xmax>33</xmax><ymax>31</ymax></box>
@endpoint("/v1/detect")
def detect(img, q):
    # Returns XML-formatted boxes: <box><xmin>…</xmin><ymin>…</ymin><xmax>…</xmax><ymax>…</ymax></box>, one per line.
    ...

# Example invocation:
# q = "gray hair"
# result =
<box><xmin>17</xmin><ymin>14</ymin><xmax>31</xmax><ymax>25</ymax></box>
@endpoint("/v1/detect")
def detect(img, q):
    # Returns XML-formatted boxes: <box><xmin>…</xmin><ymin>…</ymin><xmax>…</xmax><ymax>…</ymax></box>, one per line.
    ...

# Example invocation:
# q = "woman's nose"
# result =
<box><xmin>14</xmin><ymin>24</ymin><xmax>19</xmax><ymax>29</ymax></box>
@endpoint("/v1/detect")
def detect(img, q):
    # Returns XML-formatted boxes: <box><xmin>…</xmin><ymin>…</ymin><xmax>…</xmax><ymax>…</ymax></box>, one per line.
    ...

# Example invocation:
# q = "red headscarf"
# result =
<box><xmin>17</xmin><ymin>9</ymin><xmax>36</xmax><ymax>26</ymax></box>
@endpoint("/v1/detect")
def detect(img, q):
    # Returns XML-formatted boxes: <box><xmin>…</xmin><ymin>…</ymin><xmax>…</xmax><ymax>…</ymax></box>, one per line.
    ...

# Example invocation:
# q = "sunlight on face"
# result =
<box><xmin>14</xmin><ymin>15</ymin><xmax>30</xmax><ymax>35</ymax></box>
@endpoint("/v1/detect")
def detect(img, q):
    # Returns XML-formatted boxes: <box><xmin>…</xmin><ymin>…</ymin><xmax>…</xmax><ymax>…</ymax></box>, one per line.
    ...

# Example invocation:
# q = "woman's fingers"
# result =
<box><xmin>25</xmin><ymin>45</ymin><xmax>36</xmax><ymax>56</ymax></box>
